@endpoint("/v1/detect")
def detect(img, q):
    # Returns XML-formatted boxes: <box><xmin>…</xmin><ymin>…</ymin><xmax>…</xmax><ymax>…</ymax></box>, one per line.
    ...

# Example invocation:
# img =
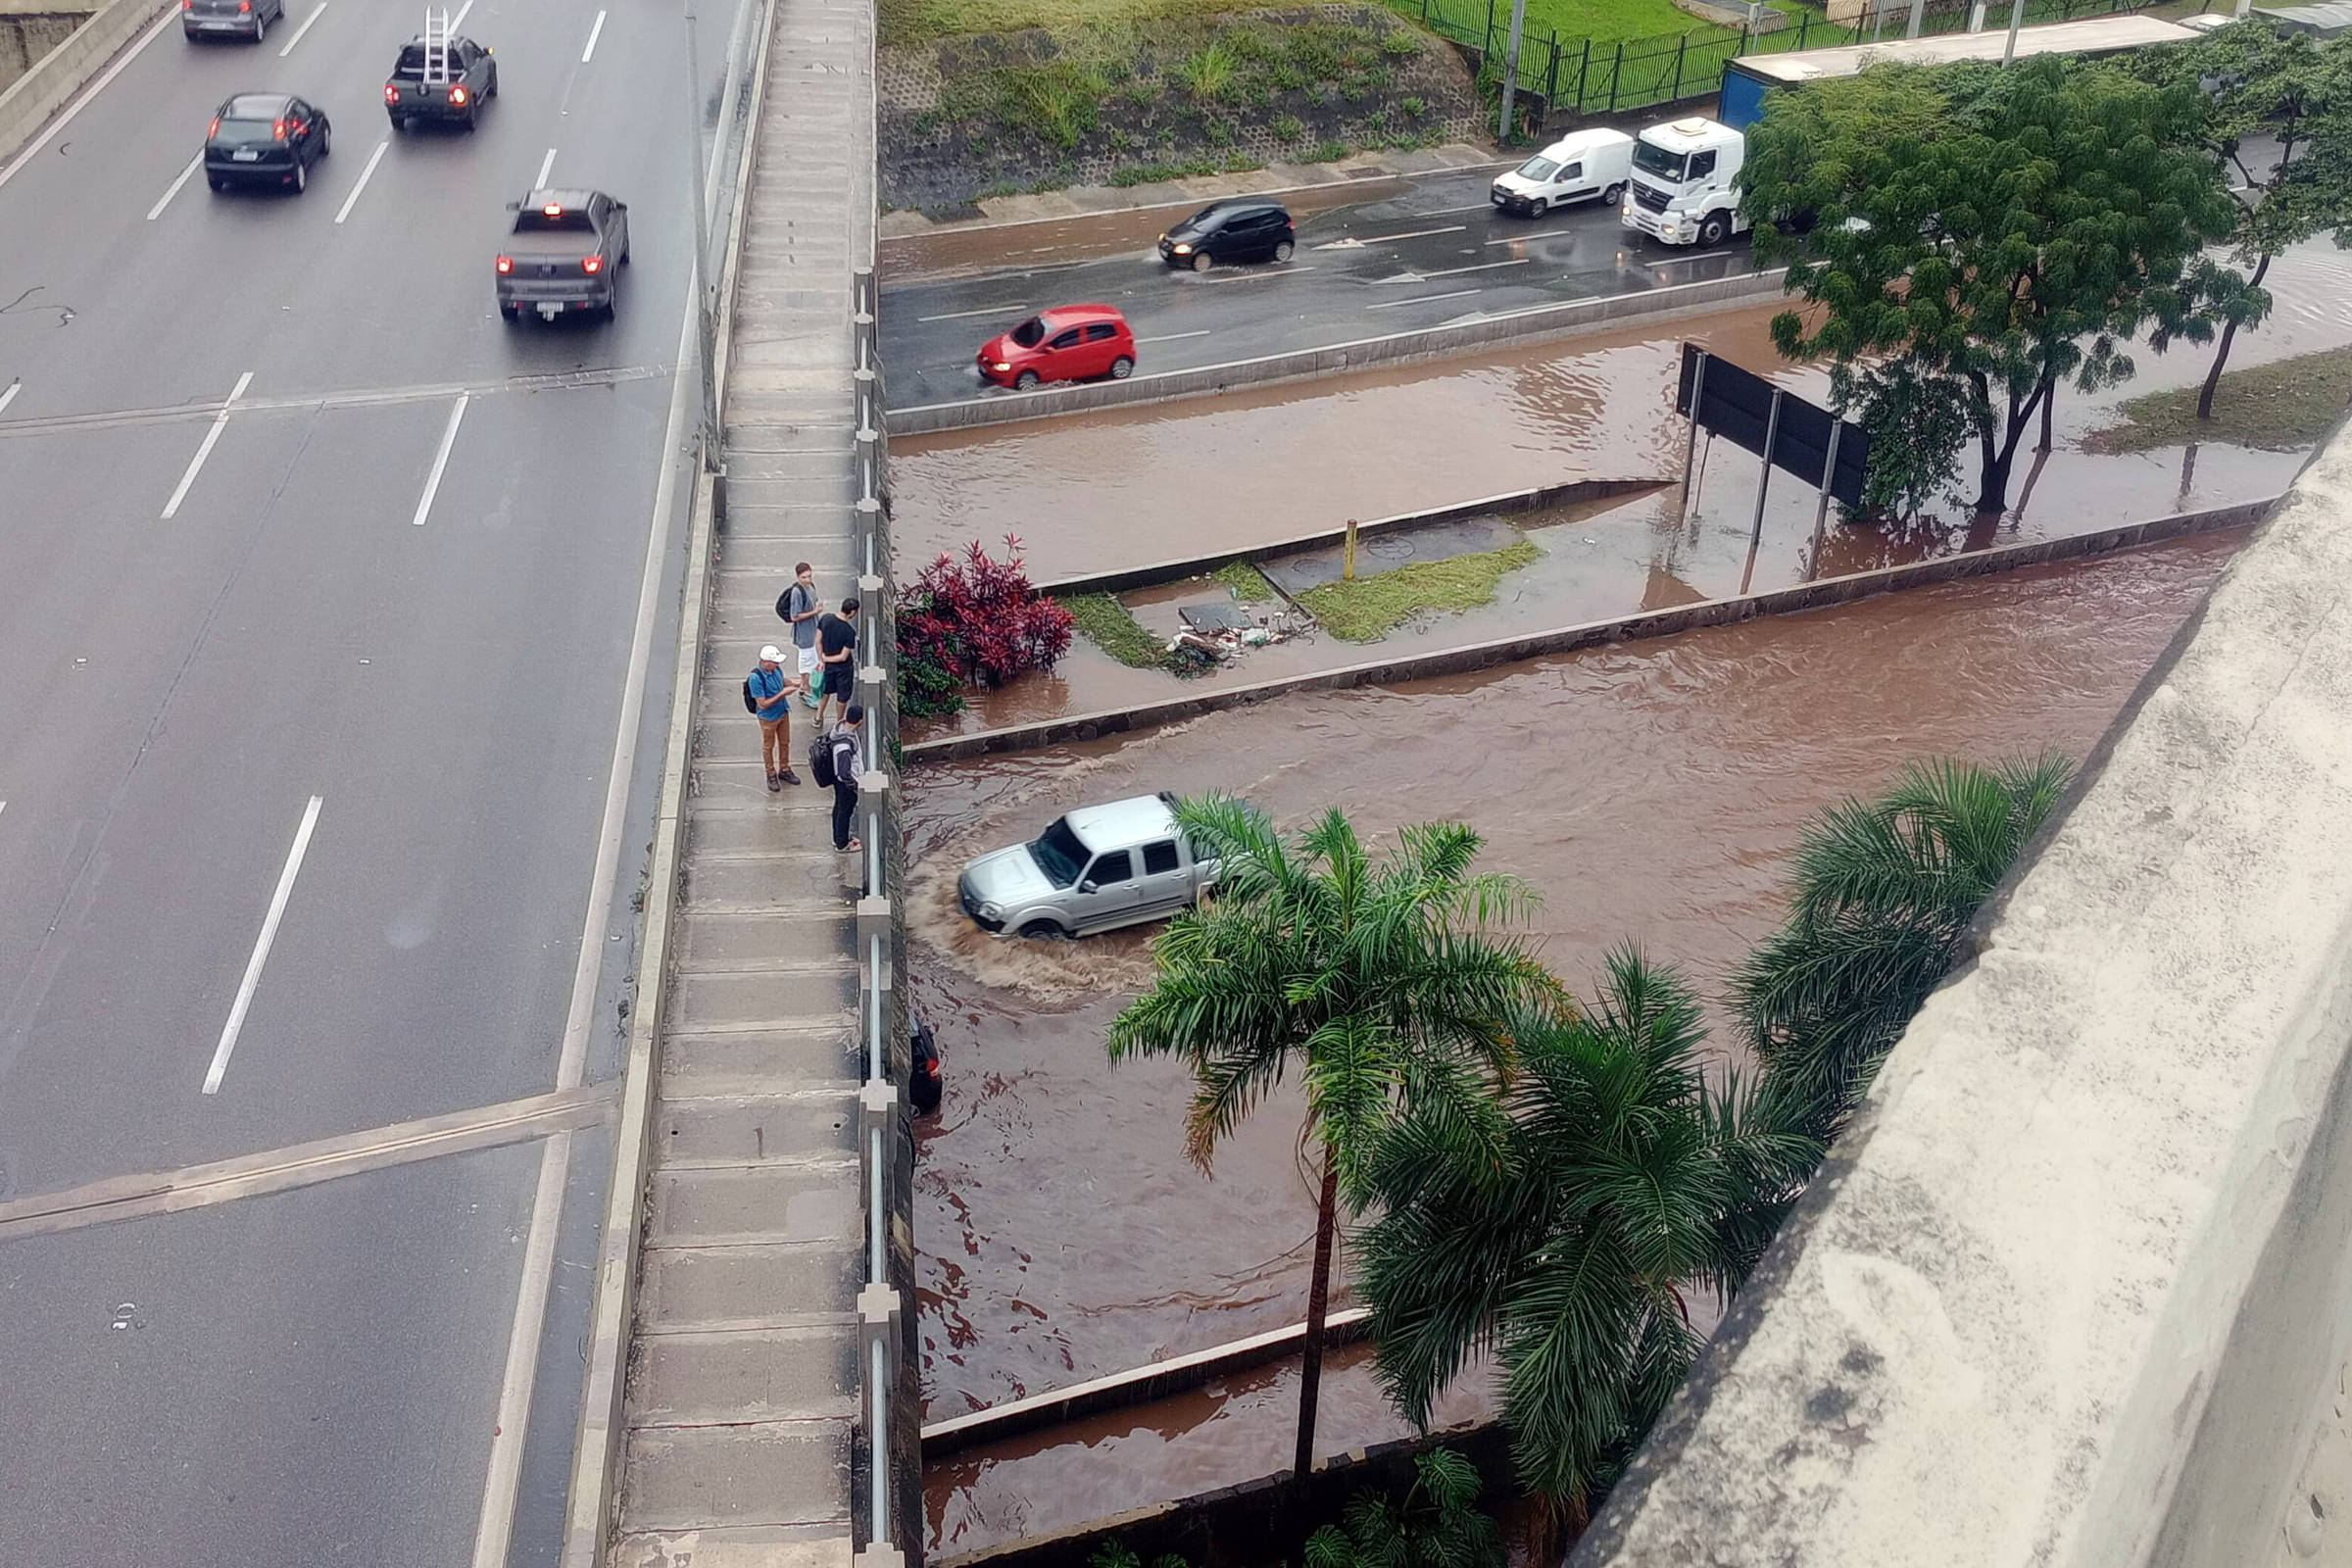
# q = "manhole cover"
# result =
<box><xmin>1364</xmin><ymin>537</ymin><xmax>1416</xmax><ymax>561</ymax></box>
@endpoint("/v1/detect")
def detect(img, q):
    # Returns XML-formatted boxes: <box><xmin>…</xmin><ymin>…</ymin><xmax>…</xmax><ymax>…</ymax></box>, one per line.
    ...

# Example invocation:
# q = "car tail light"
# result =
<box><xmin>182</xmin><ymin>0</ymin><xmax>194</xmax><ymax>10</ymax></box>
<box><xmin>209</xmin><ymin>115</ymin><xmax>220</xmax><ymax>134</ymax></box>
<box><xmin>496</xmin><ymin>255</ymin><xmax>514</xmax><ymax>273</ymax></box>
<box><xmin>449</xmin><ymin>84</ymin><xmax>469</xmax><ymax>106</ymax></box>
<box><xmin>271</xmin><ymin>118</ymin><xmax>286</xmax><ymax>139</ymax></box>
<box><xmin>384</xmin><ymin>83</ymin><xmax>400</xmax><ymax>104</ymax></box>
<box><xmin>580</xmin><ymin>255</ymin><xmax>604</xmax><ymax>274</ymax></box>
<box><xmin>237</xmin><ymin>1</ymin><xmax>251</xmax><ymax>11</ymax></box>
<box><xmin>542</xmin><ymin>203</ymin><xmax>564</xmax><ymax>217</ymax></box>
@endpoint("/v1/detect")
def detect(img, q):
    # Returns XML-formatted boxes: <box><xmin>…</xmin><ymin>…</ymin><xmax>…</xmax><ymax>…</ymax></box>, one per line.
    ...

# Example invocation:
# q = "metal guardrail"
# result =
<box><xmin>848</xmin><ymin>261</ymin><xmax>908</xmax><ymax>1568</ymax></box>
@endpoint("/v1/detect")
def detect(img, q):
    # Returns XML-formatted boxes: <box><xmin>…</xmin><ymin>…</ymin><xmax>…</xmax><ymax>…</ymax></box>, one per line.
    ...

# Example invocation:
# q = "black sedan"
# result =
<box><xmin>1157</xmin><ymin>198</ymin><xmax>1295</xmax><ymax>271</ymax></box>
<box><xmin>205</xmin><ymin>93</ymin><xmax>331</xmax><ymax>193</ymax></box>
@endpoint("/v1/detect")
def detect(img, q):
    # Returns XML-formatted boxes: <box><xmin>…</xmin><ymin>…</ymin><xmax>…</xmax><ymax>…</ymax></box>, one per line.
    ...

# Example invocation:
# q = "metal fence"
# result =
<box><xmin>1403</xmin><ymin>0</ymin><xmax>2160</xmax><ymax>126</ymax></box>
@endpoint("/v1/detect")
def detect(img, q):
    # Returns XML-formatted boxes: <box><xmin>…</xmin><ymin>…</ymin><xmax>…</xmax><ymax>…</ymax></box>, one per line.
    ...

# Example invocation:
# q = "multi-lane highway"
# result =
<box><xmin>878</xmin><ymin>165</ymin><xmax>1756</xmax><ymax>408</ymax></box>
<box><xmin>0</xmin><ymin>0</ymin><xmax>745</xmax><ymax>1560</ymax></box>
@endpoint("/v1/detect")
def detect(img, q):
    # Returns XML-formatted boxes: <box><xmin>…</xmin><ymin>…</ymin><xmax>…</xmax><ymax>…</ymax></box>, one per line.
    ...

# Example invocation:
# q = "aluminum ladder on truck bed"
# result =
<box><xmin>420</xmin><ymin>7</ymin><xmax>452</xmax><ymax>84</ymax></box>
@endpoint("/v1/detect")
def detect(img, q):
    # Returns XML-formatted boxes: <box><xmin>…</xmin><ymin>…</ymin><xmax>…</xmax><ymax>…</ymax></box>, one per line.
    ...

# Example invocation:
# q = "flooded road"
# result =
<box><xmin>910</xmin><ymin>530</ymin><xmax>2245</xmax><ymax>1554</ymax></box>
<box><xmin>891</xmin><ymin>242</ymin><xmax>2352</xmax><ymax>587</ymax></box>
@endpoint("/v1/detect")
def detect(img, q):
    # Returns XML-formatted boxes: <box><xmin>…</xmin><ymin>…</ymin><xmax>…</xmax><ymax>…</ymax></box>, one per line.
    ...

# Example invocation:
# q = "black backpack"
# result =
<box><xmin>808</xmin><ymin>731</ymin><xmax>836</xmax><ymax>788</ymax></box>
<box><xmin>742</xmin><ymin>675</ymin><xmax>759</xmax><ymax>714</ymax></box>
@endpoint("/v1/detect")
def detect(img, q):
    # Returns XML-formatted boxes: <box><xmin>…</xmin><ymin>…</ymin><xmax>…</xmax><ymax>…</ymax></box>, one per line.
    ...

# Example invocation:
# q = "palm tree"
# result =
<box><xmin>1353</xmin><ymin>949</ymin><xmax>1821</xmax><ymax>1520</ymax></box>
<box><xmin>1107</xmin><ymin>796</ymin><xmax>1564</xmax><ymax>1484</ymax></box>
<box><xmin>1732</xmin><ymin>754</ymin><xmax>2072</xmax><ymax>1144</ymax></box>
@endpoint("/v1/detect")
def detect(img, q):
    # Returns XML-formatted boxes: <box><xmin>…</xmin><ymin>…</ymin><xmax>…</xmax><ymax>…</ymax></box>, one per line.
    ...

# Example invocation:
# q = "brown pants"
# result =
<box><xmin>760</xmin><ymin>714</ymin><xmax>791</xmax><ymax>775</ymax></box>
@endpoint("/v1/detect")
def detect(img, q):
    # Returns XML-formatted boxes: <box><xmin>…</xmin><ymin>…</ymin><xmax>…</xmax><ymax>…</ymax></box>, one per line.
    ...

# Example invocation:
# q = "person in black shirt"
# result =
<box><xmin>814</xmin><ymin>596</ymin><xmax>860</xmax><ymax>730</ymax></box>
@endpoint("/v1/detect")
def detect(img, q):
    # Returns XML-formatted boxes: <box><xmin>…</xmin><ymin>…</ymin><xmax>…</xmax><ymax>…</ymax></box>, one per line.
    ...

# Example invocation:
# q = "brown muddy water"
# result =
<box><xmin>911</xmin><ymin>530</ymin><xmax>2245</xmax><ymax>1555</ymax></box>
<box><xmin>891</xmin><ymin>243</ymin><xmax>2352</xmax><ymax>588</ymax></box>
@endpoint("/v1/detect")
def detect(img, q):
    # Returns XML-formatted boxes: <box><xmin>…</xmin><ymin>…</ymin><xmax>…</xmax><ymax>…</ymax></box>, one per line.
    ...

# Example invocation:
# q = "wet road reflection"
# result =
<box><xmin>910</xmin><ymin>530</ymin><xmax>2244</xmax><ymax>1555</ymax></box>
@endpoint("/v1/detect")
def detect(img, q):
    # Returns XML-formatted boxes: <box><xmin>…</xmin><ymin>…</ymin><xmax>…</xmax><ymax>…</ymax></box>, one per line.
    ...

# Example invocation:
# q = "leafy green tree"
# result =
<box><xmin>1743</xmin><ymin>57</ymin><xmax>2236</xmax><ymax>514</ymax></box>
<box><xmin>2125</xmin><ymin>23</ymin><xmax>2352</xmax><ymax>420</ymax></box>
<box><xmin>1354</xmin><ymin>950</ymin><xmax>1820</xmax><ymax>1520</ymax></box>
<box><xmin>1733</xmin><ymin>756</ymin><xmax>2072</xmax><ymax>1145</ymax></box>
<box><xmin>1831</xmin><ymin>360</ymin><xmax>1978</xmax><ymax>519</ymax></box>
<box><xmin>1304</xmin><ymin>1447</ymin><xmax>1503</xmax><ymax>1568</ymax></box>
<box><xmin>1107</xmin><ymin>798</ymin><xmax>1564</xmax><ymax>1485</ymax></box>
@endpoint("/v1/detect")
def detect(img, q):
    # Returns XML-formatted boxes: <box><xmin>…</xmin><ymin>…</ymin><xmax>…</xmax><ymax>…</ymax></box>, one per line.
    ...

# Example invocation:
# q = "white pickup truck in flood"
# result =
<box><xmin>957</xmin><ymin>793</ymin><xmax>1219</xmax><ymax>939</ymax></box>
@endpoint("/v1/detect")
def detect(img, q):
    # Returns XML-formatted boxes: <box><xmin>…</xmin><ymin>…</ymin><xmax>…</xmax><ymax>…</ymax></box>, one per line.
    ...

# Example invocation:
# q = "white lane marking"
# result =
<box><xmin>581</xmin><ymin>8</ymin><xmax>607</xmax><ymax>60</ymax></box>
<box><xmin>160</xmin><ymin>370</ymin><xmax>254</xmax><ymax>519</ymax></box>
<box><xmin>0</xmin><ymin>6</ymin><xmax>176</xmax><ymax>194</ymax></box>
<box><xmin>1420</xmin><ymin>201</ymin><xmax>1494</xmax><ymax>215</ymax></box>
<box><xmin>1416</xmin><ymin>258</ymin><xmax>1529</xmax><ymax>279</ymax></box>
<box><xmin>333</xmin><ymin>137</ymin><xmax>391</xmax><ymax>224</ymax></box>
<box><xmin>277</xmin><ymin>2</ymin><xmax>326</xmax><ymax>55</ymax></box>
<box><xmin>466</xmin><ymin>183</ymin><xmax>707</xmax><ymax>1568</ymax></box>
<box><xmin>1365</xmin><ymin>287</ymin><xmax>1481</xmax><ymax>311</ymax></box>
<box><xmin>411</xmin><ymin>394</ymin><xmax>468</xmax><ymax>526</ymax></box>
<box><xmin>146</xmin><ymin>155</ymin><xmax>204</xmax><ymax>222</ymax></box>
<box><xmin>0</xmin><ymin>379</ymin><xmax>20</xmax><ymax>417</ymax></box>
<box><xmin>915</xmin><ymin>302</ymin><xmax>1027</xmax><ymax>321</ymax></box>
<box><xmin>201</xmin><ymin>795</ymin><xmax>324</xmax><ymax>1095</ymax></box>
<box><xmin>533</xmin><ymin>147</ymin><xmax>557</xmax><ymax>189</ymax></box>
<box><xmin>451</xmin><ymin>0</ymin><xmax>473</xmax><ymax>26</ymax></box>
<box><xmin>1197</xmin><ymin>264</ymin><xmax>1315</xmax><ymax>284</ymax></box>
<box><xmin>1316</xmin><ymin>223</ymin><xmax>1467</xmax><ymax>250</ymax></box>
<box><xmin>1138</xmin><ymin>329</ymin><xmax>1211</xmax><ymax>343</ymax></box>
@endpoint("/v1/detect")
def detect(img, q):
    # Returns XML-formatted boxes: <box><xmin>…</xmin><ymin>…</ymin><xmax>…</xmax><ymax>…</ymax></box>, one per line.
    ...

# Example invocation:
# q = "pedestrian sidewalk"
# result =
<box><xmin>601</xmin><ymin>0</ymin><xmax>877</xmax><ymax>1555</ymax></box>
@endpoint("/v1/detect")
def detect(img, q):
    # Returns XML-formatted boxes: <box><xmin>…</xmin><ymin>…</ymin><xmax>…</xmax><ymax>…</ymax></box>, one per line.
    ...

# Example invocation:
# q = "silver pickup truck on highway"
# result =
<box><xmin>958</xmin><ymin>793</ymin><xmax>1218</xmax><ymax>938</ymax></box>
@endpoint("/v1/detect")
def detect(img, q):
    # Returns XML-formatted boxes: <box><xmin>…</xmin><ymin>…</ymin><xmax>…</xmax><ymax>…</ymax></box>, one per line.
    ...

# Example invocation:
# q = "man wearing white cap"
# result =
<box><xmin>749</xmin><ymin>645</ymin><xmax>804</xmax><ymax>791</ymax></box>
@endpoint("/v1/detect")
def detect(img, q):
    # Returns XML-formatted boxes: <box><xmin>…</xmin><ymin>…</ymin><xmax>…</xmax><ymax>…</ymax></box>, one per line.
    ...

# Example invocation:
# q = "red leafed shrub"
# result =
<box><xmin>899</xmin><ymin>536</ymin><xmax>1074</xmax><ymax>708</ymax></box>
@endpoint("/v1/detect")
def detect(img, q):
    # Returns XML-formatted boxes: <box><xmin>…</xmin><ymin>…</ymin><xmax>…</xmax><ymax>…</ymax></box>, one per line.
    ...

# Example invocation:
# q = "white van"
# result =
<box><xmin>1489</xmin><ymin>127</ymin><xmax>1636</xmax><ymax>218</ymax></box>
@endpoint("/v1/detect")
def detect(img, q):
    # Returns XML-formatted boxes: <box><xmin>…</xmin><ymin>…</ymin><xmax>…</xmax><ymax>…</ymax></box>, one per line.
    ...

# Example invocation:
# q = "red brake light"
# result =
<box><xmin>271</xmin><ymin>118</ymin><xmax>286</xmax><ymax>139</ymax></box>
<box><xmin>237</xmin><ymin>1</ymin><xmax>251</xmax><ymax>11</ymax></box>
<box><xmin>181</xmin><ymin>0</ymin><xmax>193</xmax><ymax>10</ymax></box>
<box><xmin>581</xmin><ymin>255</ymin><xmax>603</xmax><ymax>274</ymax></box>
<box><xmin>209</xmin><ymin>115</ymin><xmax>220</xmax><ymax>135</ymax></box>
<box><xmin>496</xmin><ymin>255</ymin><xmax>514</xmax><ymax>273</ymax></box>
<box><xmin>449</xmin><ymin>84</ymin><xmax>468</xmax><ymax>106</ymax></box>
<box><xmin>542</xmin><ymin>203</ymin><xmax>563</xmax><ymax>218</ymax></box>
<box><xmin>384</xmin><ymin>83</ymin><xmax>400</xmax><ymax>104</ymax></box>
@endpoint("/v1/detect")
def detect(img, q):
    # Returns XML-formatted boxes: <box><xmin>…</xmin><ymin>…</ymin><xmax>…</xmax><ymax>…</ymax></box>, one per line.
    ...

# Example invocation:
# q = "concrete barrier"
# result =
<box><xmin>0</xmin><ymin>0</ymin><xmax>168</xmax><ymax>169</ymax></box>
<box><xmin>906</xmin><ymin>497</ymin><xmax>2277</xmax><ymax>766</ymax></box>
<box><xmin>1034</xmin><ymin>477</ymin><xmax>1667</xmax><ymax>602</ymax></box>
<box><xmin>1571</xmin><ymin>422</ymin><xmax>2352</xmax><ymax>1567</ymax></box>
<box><xmin>887</xmin><ymin>267</ymin><xmax>1791</xmax><ymax>438</ymax></box>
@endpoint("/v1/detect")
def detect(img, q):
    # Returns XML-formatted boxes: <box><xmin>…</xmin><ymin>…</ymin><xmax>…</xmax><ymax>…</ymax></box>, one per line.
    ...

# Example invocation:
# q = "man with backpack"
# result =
<box><xmin>746</xmin><ymin>645</ymin><xmax>803</xmax><ymax>792</ymax></box>
<box><xmin>814</xmin><ymin>704</ymin><xmax>864</xmax><ymax>854</ymax></box>
<box><xmin>776</xmin><ymin>563</ymin><xmax>824</xmax><ymax>710</ymax></box>
<box><xmin>813</xmin><ymin>597</ymin><xmax>860</xmax><ymax>730</ymax></box>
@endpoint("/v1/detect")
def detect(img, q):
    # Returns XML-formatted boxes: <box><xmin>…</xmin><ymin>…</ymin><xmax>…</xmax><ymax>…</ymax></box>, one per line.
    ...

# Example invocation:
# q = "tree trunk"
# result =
<box><xmin>2037</xmin><ymin>376</ymin><xmax>2056</xmax><ymax>454</ymax></box>
<box><xmin>2198</xmin><ymin>251</ymin><xmax>2275</xmax><ymax>422</ymax></box>
<box><xmin>1972</xmin><ymin>380</ymin><xmax>2046</xmax><ymax>515</ymax></box>
<box><xmin>1294</xmin><ymin>1149</ymin><xmax>1341</xmax><ymax>1484</ymax></box>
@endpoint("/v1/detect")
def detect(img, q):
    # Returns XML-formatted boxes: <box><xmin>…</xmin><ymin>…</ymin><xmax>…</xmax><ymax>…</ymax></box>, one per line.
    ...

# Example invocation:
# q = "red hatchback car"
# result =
<box><xmin>977</xmin><ymin>305</ymin><xmax>1138</xmax><ymax>390</ymax></box>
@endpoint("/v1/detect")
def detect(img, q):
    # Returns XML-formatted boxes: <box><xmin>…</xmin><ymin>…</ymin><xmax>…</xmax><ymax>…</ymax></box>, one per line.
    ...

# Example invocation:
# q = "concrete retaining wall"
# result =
<box><xmin>0</xmin><ymin>6</ymin><xmax>86</xmax><ymax>91</ymax></box>
<box><xmin>886</xmin><ymin>267</ymin><xmax>1790</xmax><ymax>437</ymax></box>
<box><xmin>0</xmin><ymin>0</ymin><xmax>165</xmax><ymax>167</ymax></box>
<box><xmin>1034</xmin><ymin>476</ymin><xmax>1666</xmax><ymax>601</ymax></box>
<box><xmin>1570</xmin><ymin>423</ymin><xmax>2352</xmax><ymax>1567</ymax></box>
<box><xmin>906</xmin><ymin>497</ymin><xmax>2277</xmax><ymax>765</ymax></box>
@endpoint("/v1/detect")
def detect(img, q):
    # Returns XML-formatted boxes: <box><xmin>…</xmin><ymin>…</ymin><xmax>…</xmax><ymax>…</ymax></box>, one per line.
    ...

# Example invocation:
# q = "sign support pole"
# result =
<box><xmin>1679</xmin><ymin>348</ymin><xmax>1709</xmax><ymax>525</ymax></box>
<box><xmin>1740</xmin><ymin>388</ymin><xmax>1783</xmax><ymax>596</ymax></box>
<box><xmin>1808</xmin><ymin>417</ymin><xmax>1843</xmax><ymax>583</ymax></box>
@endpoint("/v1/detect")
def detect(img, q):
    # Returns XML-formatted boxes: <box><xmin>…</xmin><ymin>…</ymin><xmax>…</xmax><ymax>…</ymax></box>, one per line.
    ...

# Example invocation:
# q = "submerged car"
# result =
<box><xmin>957</xmin><ymin>794</ymin><xmax>1218</xmax><ymax>938</ymax></box>
<box><xmin>976</xmin><ymin>304</ymin><xmax>1136</xmax><ymax>390</ymax></box>
<box><xmin>1157</xmin><ymin>198</ymin><xmax>1295</xmax><ymax>270</ymax></box>
<box><xmin>204</xmin><ymin>93</ymin><xmax>331</xmax><ymax>193</ymax></box>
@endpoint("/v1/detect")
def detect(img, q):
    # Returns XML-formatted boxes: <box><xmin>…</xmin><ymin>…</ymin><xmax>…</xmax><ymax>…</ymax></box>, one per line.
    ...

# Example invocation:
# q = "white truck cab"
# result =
<box><xmin>1620</xmin><ymin>116</ymin><xmax>1749</xmax><ymax>249</ymax></box>
<box><xmin>1490</xmin><ymin>127</ymin><xmax>1636</xmax><ymax>218</ymax></box>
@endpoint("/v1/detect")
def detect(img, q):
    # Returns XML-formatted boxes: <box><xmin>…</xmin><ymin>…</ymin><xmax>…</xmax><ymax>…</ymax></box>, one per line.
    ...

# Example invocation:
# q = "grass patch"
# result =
<box><xmin>2082</xmin><ymin>346</ymin><xmax>2352</xmax><ymax>456</ymax></box>
<box><xmin>885</xmin><ymin>0</ymin><xmax>1266</xmax><ymax>47</ymax></box>
<box><xmin>1395</xmin><ymin>0</ymin><xmax>1696</xmax><ymax>47</ymax></box>
<box><xmin>1298</xmin><ymin>538</ymin><xmax>1541</xmax><ymax>641</ymax></box>
<box><xmin>1212</xmin><ymin>560</ymin><xmax>1279</xmax><ymax>600</ymax></box>
<box><xmin>1065</xmin><ymin>592</ymin><xmax>1167</xmax><ymax>667</ymax></box>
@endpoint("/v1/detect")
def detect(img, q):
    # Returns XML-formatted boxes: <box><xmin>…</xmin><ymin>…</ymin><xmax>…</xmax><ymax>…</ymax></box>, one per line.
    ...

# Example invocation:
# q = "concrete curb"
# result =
<box><xmin>1034</xmin><ymin>476</ymin><xmax>1666</xmax><ymax>601</ymax></box>
<box><xmin>906</xmin><ymin>497</ymin><xmax>2278</xmax><ymax>765</ymax></box>
<box><xmin>0</xmin><ymin>0</ymin><xmax>170</xmax><ymax>168</ymax></box>
<box><xmin>885</xmin><ymin>267</ymin><xmax>1790</xmax><ymax>438</ymax></box>
<box><xmin>556</xmin><ymin>0</ymin><xmax>777</xmax><ymax>1552</ymax></box>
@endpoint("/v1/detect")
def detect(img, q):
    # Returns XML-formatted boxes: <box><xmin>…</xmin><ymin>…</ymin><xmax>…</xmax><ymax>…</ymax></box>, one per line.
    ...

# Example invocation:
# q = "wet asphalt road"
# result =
<box><xmin>878</xmin><ymin>165</ymin><xmax>1758</xmax><ymax>409</ymax></box>
<box><xmin>0</xmin><ymin>0</ymin><xmax>744</xmax><ymax>1558</ymax></box>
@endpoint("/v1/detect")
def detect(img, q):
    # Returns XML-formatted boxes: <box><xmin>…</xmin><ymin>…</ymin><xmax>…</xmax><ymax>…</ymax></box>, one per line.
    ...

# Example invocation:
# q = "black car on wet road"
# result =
<box><xmin>204</xmin><ymin>92</ymin><xmax>331</xmax><ymax>192</ymax></box>
<box><xmin>1157</xmin><ymin>198</ymin><xmax>1295</xmax><ymax>271</ymax></box>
